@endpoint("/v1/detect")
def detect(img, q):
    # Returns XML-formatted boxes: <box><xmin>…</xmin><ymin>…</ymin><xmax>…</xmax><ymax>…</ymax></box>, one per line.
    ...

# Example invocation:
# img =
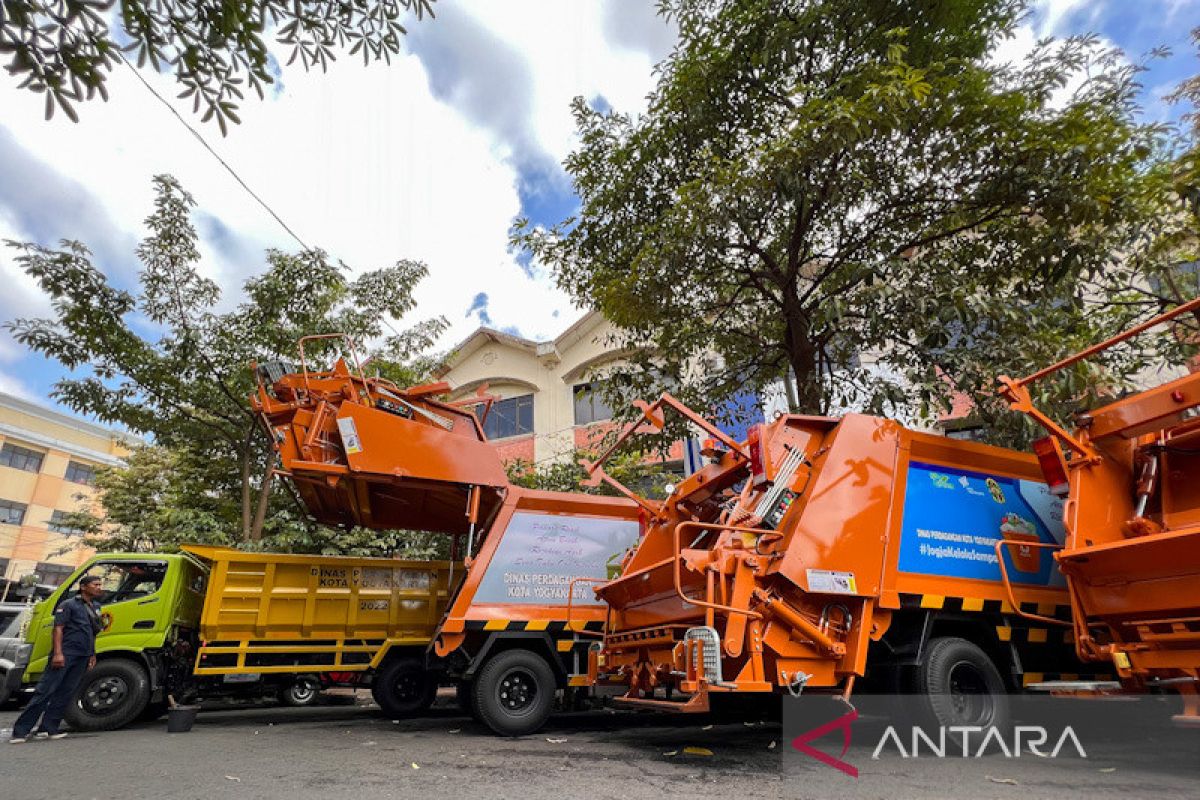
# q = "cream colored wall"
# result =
<box><xmin>0</xmin><ymin>396</ymin><xmax>134</xmax><ymax>587</ymax></box>
<box><xmin>442</xmin><ymin>315</ymin><xmax>630</xmax><ymax>465</ymax></box>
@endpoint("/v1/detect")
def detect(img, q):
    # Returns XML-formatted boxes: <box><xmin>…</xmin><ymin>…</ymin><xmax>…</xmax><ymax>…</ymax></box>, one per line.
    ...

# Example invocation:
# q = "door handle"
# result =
<box><xmin>132</xmin><ymin>620</ymin><xmax>156</xmax><ymax>630</ymax></box>
<box><xmin>137</xmin><ymin>597</ymin><xmax>160</xmax><ymax>605</ymax></box>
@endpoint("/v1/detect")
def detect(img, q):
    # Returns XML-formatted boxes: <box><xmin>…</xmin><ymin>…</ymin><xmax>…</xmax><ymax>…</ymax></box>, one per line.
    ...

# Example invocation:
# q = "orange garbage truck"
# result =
<box><xmin>250</xmin><ymin>336</ymin><xmax>642</xmax><ymax>736</ymax></box>
<box><xmin>999</xmin><ymin>298</ymin><xmax>1200</xmax><ymax>723</ymax></box>
<box><xmin>581</xmin><ymin>393</ymin><xmax>1103</xmax><ymax>729</ymax></box>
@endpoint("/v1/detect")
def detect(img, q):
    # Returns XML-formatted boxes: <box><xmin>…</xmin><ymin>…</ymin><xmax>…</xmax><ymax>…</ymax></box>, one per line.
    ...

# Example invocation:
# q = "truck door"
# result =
<box><xmin>28</xmin><ymin>560</ymin><xmax>169</xmax><ymax>673</ymax></box>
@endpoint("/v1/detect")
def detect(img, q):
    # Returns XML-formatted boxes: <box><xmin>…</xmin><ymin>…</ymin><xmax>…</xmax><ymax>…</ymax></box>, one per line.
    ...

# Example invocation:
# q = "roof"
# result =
<box><xmin>434</xmin><ymin>310</ymin><xmax>604</xmax><ymax>378</ymax></box>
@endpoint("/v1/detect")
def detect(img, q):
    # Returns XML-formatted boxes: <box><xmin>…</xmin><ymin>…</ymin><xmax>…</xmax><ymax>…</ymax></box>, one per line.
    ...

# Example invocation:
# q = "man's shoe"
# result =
<box><xmin>46</xmin><ymin>732</ymin><xmax>68</xmax><ymax>740</ymax></box>
<box><xmin>8</xmin><ymin>737</ymin><xmax>26</xmax><ymax>744</ymax></box>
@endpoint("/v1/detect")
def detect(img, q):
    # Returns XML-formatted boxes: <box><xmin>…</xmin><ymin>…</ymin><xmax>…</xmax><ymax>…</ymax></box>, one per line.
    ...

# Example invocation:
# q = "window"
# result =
<box><xmin>35</xmin><ymin>562</ymin><xmax>75</xmax><ymax>588</ymax></box>
<box><xmin>0</xmin><ymin>499</ymin><xmax>27</xmax><ymax>526</ymax></box>
<box><xmin>944</xmin><ymin>425</ymin><xmax>986</xmax><ymax>442</ymax></box>
<box><xmin>62</xmin><ymin>560</ymin><xmax>167</xmax><ymax>606</ymax></box>
<box><xmin>64</xmin><ymin>460</ymin><xmax>95</xmax><ymax>485</ymax></box>
<box><xmin>0</xmin><ymin>443</ymin><xmax>44</xmax><ymax>473</ymax></box>
<box><xmin>477</xmin><ymin>394</ymin><xmax>534</xmax><ymax>440</ymax></box>
<box><xmin>573</xmin><ymin>382</ymin><xmax>614</xmax><ymax>425</ymax></box>
<box><xmin>0</xmin><ymin>605</ymin><xmax>31</xmax><ymax>638</ymax></box>
<box><xmin>48</xmin><ymin>510</ymin><xmax>85</xmax><ymax>536</ymax></box>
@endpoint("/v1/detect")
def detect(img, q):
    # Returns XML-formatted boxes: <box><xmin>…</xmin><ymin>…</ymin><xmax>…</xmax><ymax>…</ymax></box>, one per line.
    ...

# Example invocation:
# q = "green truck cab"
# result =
<box><xmin>17</xmin><ymin>553</ymin><xmax>208</xmax><ymax>730</ymax></box>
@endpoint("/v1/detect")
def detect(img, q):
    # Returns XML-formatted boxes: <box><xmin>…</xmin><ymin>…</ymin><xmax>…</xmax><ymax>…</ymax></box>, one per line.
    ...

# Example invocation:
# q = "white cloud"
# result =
<box><xmin>0</xmin><ymin>0</ymin><xmax>675</xmax><ymax>377</ymax></box>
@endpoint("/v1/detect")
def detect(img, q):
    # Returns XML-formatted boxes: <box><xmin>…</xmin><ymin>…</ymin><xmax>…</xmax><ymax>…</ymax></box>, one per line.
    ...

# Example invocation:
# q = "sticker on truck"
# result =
<box><xmin>337</xmin><ymin>417</ymin><xmax>362</xmax><ymax>455</ymax></box>
<box><xmin>897</xmin><ymin>462</ymin><xmax>1066</xmax><ymax>586</ymax></box>
<box><xmin>472</xmin><ymin>513</ymin><xmax>641</xmax><ymax>606</ymax></box>
<box><xmin>806</xmin><ymin>569</ymin><xmax>858</xmax><ymax>595</ymax></box>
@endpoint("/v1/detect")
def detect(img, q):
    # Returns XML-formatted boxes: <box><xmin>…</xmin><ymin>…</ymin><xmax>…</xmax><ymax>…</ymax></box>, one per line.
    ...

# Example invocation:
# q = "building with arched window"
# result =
<box><xmin>435</xmin><ymin>311</ymin><xmax>685</xmax><ymax>469</ymax></box>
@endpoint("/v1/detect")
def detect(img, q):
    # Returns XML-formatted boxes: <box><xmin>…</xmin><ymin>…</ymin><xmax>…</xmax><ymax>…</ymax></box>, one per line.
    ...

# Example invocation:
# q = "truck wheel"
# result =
<box><xmin>911</xmin><ymin>636</ymin><xmax>1009</xmax><ymax>731</ymax></box>
<box><xmin>473</xmin><ymin>649</ymin><xmax>556</xmax><ymax>737</ymax></box>
<box><xmin>279</xmin><ymin>675</ymin><xmax>321</xmax><ymax>707</ymax></box>
<box><xmin>66</xmin><ymin>659</ymin><xmax>150</xmax><ymax>731</ymax></box>
<box><xmin>372</xmin><ymin>657</ymin><xmax>436</xmax><ymax>718</ymax></box>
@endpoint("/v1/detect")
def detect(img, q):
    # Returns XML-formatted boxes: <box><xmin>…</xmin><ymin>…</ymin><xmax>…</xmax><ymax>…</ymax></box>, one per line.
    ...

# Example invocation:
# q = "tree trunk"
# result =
<box><xmin>239</xmin><ymin>427</ymin><xmax>255</xmax><ymax>541</ymax></box>
<box><xmin>781</xmin><ymin>297</ymin><xmax>823</xmax><ymax>414</ymax></box>
<box><xmin>249</xmin><ymin>457</ymin><xmax>276</xmax><ymax>542</ymax></box>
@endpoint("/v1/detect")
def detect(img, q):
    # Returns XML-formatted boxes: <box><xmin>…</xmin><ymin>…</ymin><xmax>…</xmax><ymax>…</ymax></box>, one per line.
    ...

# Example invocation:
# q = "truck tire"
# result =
<box><xmin>372</xmin><ymin>657</ymin><xmax>436</xmax><ymax>718</ymax></box>
<box><xmin>910</xmin><ymin>636</ymin><xmax>1009</xmax><ymax>731</ymax></box>
<box><xmin>66</xmin><ymin>658</ymin><xmax>150</xmax><ymax>732</ymax></box>
<box><xmin>279</xmin><ymin>675</ymin><xmax>321</xmax><ymax>707</ymax></box>
<box><xmin>472</xmin><ymin>649</ymin><xmax>556</xmax><ymax>737</ymax></box>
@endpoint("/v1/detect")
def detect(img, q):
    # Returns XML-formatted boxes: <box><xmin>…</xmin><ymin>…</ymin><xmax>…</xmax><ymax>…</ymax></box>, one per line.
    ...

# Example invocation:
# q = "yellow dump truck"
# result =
<box><xmin>11</xmin><ymin>545</ymin><xmax>457</xmax><ymax>730</ymax></box>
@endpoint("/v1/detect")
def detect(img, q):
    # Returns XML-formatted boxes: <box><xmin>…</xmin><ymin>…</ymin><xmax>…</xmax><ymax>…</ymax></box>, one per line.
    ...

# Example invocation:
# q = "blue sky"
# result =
<box><xmin>0</xmin><ymin>0</ymin><xmax>1196</xmax><ymax>425</ymax></box>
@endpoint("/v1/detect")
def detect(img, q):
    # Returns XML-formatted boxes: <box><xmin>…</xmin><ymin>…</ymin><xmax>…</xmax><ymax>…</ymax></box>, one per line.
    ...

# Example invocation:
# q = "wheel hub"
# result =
<box><xmin>83</xmin><ymin>676</ymin><xmax>129</xmax><ymax>715</ymax></box>
<box><xmin>498</xmin><ymin>669</ymin><xmax>536</xmax><ymax>713</ymax></box>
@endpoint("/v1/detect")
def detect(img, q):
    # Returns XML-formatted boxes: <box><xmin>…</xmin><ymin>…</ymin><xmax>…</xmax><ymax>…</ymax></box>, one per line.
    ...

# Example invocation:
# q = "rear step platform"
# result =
<box><xmin>610</xmin><ymin>694</ymin><xmax>710</xmax><ymax>713</ymax></box>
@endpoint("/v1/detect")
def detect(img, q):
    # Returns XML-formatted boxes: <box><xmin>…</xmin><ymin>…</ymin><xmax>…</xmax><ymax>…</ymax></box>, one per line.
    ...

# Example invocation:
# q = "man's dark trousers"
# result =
<box><xmin>12</xmin><ymin>656</ymin><xmax>90</xmax><ymax>737</ymax></box>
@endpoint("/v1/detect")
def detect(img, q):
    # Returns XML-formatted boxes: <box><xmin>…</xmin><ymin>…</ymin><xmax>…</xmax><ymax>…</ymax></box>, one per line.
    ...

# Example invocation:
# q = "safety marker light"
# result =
<box><xmin>1032</xmin><ymin>436</ymin><xmax>1071</xmax><ymax>497</ymax></box>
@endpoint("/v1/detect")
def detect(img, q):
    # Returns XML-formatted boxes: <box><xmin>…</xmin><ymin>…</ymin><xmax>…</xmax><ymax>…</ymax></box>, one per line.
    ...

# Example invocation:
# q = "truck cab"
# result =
<box><xmin>20</xmin><ymin>552</ymin><xmax>208</xmax><ymax>730</ymax></box>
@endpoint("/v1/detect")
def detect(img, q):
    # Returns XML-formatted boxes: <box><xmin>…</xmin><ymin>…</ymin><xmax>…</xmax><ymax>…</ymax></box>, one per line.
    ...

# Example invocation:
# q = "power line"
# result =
<box><xmin>118</xmin><ymin>54</ymin><xmax>412</xmax><ymax>342</ymax></box>
<box><xmin>117</xmin><ymin>53</ymin><xmax>311</xmax><ymax>253</ymax></box>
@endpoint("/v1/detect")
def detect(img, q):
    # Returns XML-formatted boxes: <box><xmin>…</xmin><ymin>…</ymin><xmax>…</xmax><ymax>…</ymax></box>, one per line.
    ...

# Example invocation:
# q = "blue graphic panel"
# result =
<box><xmin>897</xmin><ymin>462</ymin><xmax>1066</xmax><ymax>587</ymax></box>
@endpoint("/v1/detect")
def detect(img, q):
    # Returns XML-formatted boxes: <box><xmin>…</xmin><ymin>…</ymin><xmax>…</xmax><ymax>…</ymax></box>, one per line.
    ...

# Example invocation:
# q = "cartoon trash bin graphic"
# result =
<box><xmin>1000</xmin><ymin>513</ymin><xmax>1041</xmax><ymax>574</ymax></box>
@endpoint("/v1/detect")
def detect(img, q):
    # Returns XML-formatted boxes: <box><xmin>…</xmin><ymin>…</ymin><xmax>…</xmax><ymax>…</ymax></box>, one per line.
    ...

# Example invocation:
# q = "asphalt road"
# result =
<box><xmin>1</xmin><ymin>692</ymin><xmax>1196</xmax><ymax>800</ymax></box>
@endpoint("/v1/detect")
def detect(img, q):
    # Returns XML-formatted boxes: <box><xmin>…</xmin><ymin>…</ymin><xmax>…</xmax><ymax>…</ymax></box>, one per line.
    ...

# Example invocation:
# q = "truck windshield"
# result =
<box><xmin>62</xmin><ymin>561</ymin><xmax>168</xmax><ymax>607</ymax></box>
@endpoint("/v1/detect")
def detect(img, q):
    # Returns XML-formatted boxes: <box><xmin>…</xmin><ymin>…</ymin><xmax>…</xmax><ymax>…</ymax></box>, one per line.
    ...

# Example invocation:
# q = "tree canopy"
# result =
<box><xmin>6</xmin><ymin>174</ymin><xmax>447</xmax><ymax>550</ymax></box>
<box><xmin>0</xmin><ymin>0</ymin><xmax>435</xmax><ymax>130</ymax></box>
<box><xmin>516</xmin><ymin>0</ymin><xmax>1194</xmax><ymax>445</ymax></box>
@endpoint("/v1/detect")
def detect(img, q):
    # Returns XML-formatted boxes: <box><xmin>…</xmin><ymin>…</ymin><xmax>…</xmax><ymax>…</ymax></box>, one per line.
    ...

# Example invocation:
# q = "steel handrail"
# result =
<box><xmin>565</xmin><ymin>576</ymin><xmax>608</xmax><ymax>638</ymax></box>
<box><xmin>992</xmin><ymin>539</ymin><xmax>1072</xmax><ymax>627</ymax></box>
<box><xmin>672</xmin><ymin>521</ymin><xmax>764</xmax><ymax>619</ymax></box>
<box><xmin>297</xmin><ymin>333</ymin><xmax>372</xmax><ymax>405</ymax></box>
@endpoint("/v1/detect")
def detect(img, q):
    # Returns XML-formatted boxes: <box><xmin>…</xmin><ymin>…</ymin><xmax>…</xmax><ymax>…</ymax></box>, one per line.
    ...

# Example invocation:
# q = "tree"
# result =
<box><xmin>6</xmin><ymin>174</ymin><xmax>447</xmax><ymax>546</ymax></box>
<box><xmin>516</xmin><ymin>0</ymin><xmax>1186</xmax><ymax>444</ymax></box>
<box><xmin>0</xmin><ymin>0</ymin><xmax>435</xmax><ymax>131</ymax></box>
<box><xmin>507</xmin><ymin>447</ymin><xmax>676</xmax><ymax>500</ymax></box>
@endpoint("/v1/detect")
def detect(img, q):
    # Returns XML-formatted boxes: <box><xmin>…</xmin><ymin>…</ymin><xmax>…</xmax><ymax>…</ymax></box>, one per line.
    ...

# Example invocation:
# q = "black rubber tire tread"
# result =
<box><xmin>373</xmin><ymin>657</ymin><xmax>436</xmax><ymax>719</ymax></box>
<box><xmin>911</xmin><ymin>636</ymin><xmax>1010</xmax><ymax>732</ymax></box>
<box><xmin>65</xmin><ymin>658</ymin><xmax>150</xmax><ymax>731</ymax></box>
<box><xmin>472</xmin><ymin>649</ymin><xmax>556</xmax><ymax>737</ymax></box>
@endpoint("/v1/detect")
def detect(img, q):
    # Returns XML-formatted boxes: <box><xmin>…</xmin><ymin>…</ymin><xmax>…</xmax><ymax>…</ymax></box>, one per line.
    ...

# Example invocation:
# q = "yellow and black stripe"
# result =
<box><xmin>899</xmin><ymin>593</ymin><xmax>1072</xmax><ymax>622</ymax></box>
<box><xmin>463</xmin><ymin>619</ymin><xmax>605</xmax><ymax>633</ymax></box>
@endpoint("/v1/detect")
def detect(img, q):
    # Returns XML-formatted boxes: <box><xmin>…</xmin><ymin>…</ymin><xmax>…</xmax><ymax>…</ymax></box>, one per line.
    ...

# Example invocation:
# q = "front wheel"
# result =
<box><xmin>472</xmin><ymin>649</ymin><xmax>556</xmax><ymax>737</ymax></box>
<box><xmin>65</xmin><ymin>658</ymin><xmax>150</xmax><ymax>731</ymax></box>
<box><xmin>372</xmin><ymin>658</ymin><xmax>436</xmax><ymax>719</ymax></box>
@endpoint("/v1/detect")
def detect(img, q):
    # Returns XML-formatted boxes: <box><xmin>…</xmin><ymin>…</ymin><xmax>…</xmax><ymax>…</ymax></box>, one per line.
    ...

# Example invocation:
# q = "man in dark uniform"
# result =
<box><xmin>9</xmin><ymin>574</ymin><xmax>104</xmax><ymax>743</ymax></box>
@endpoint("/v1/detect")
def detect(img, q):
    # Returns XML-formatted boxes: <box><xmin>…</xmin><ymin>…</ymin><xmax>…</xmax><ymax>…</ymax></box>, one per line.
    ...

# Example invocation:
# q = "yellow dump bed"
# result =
<box><xmin>182</xmin><ymin>545</ymin><xmax>458</xmax><ymax>675</ymax></box>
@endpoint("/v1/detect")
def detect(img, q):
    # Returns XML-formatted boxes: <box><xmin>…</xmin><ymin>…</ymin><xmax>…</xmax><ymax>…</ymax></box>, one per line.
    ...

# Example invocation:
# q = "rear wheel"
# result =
<box><xmin>279</xmin><ymin>675</ymin><xmax>321</xmax><ymax>707</ymax></box>
<box><xmin>472</xmin><ymin>649</ymin><xmax>556</xmax><ymax>737</ymax></box>
<box><xmin>66</xmin><ymin>658</ymin><xmax>150</xmax><ymax>731</ymax></box>
<box><xmin>372</xmin><ymin>658</ymin><xmax>436</xmax><ymax>719</ymax></box>
<box><xmin>909</xmin><ymin>636</ymin><xmax>1009</xmax><ymax>731</ymax></box>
